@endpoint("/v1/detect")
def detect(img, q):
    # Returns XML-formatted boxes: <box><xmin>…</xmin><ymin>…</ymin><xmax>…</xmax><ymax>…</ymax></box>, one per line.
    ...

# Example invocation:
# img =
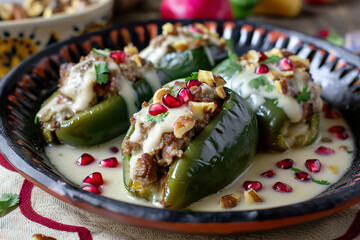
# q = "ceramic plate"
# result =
<box><xmin>0</xmin><ymin>20</ymin><xmax>360</xmax><ymax>233</ymax></box>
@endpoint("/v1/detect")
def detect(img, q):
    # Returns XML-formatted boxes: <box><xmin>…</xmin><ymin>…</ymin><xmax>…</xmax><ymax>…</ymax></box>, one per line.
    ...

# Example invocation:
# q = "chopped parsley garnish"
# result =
<box><xmin>185</xmin><ymin>72</ymin><xmax>199</xmax><ymax>83</ymax></box>
<box><xmin>192</xmin><ymin>35</ymin><xmax>203</xmax><ymax>42</ymax></box>
<box><xmin>311</xmin><ymin>179</ymin><xmax>331</xmax><ymax>185</ymax></box>
<box><xmin>347</xmin><ymin>150</ymin><xmax>354</xmax><ymax>154</ymax></box>
<box><xmin>296</xmin><ymin>85</ymin><xmax>311</xmax><ymax>103</ymax></box>
<box><xmin>225</xmin><ymin>39</ymin><xmax>235</xmax><ymax>53</ymax></box>
<box><xmin>0</xmin><ymin>193</ymin><xmax>20</xmax><ymax>213</ymax></box>
<box><xmin>169</xmin><ymin>86</ymin><xmax>181</xmax><ymax>95</ymax></box>
<box><xmin>145</xmin><ymin>112</ymin><xmax>169</xmax><ymax>123</ymax></box>
<box><xmin>248</xmin><ymin>76</ymin><xmax>269</xmax><ymax>90</ymax></box>
<box><xmin>94</xmin><ymin>62</ymin><xmax>110</xmax><ymax>85</ymax></box>
<box><xmin>228</xmin><ymin>50</ymin><xmax>239</xmax><ymax>64</ymax></box>
<box><xmin>273</xmin><ymin>98</ymin><xmax>279</xmax><ymax>105</ymax></box>
<box><xmin>263</xmin><ymin>55</ymin><xmax>282</xmax><ymax>64</ymax></box>
<box><xmin>291</xmin><ymin>167</ymin><xmax>302</xmax><ymax>172</ymax></box>
<box><xmin>92</xmin><ymin>48</ymin><xmax>108</xmax><ymax>58</ymax></box>
<box><xmin>265</xmin><ymin>85</ymin><xmax>275</xmax><ymax>92</ymax></box>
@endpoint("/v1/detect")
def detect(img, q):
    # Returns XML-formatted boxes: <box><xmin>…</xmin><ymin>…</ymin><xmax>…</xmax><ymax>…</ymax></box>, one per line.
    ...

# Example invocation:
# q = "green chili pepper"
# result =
<box><xmin>213</xmin><ymin>59</ymin><xmax>320</xmax><ymax>152</ymax></box>
<box><xmin>158</xmin><ymin>46</ymin><xmax>227</xmax><ymax>80</ymax></box>
<box><xmin>229</xmin><ymin>0</ymin><xmax>260</xmax><ymax>19</ymax></box>
<box><xmin>122</xmin><ymin>89</ymin><xmax>258</xmax><ymax>209</ymax></box>
<box><xmin>37</xmin><ymin>71</ymin><xmax>172</xmax><ymax>147</ymax></box>
<box><xmin>255</xmin><ymin>99</ymin><xmax>319</xmax><ymax>152</ymax></box>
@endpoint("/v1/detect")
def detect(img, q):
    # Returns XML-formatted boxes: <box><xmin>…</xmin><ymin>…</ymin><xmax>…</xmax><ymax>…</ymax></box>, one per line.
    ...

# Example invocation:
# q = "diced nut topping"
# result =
<box><xmin>321</xmin><ymin>137</ymin><xmax>332</xmax><ymax>143</ymax></box>
<box><xmin>246</xmin><ymin>50</ymin><xmax>260</xmax><ymax>63</ymax></box>
<box><xmin>268</xmin><ymin>70</ymin><xmax>281</xmax><ymax>81</ymax></box>
<box><xmin>214</xmin><ymin>75</ymin><xmax>226</xmax><ymax>86</ymax></box>
<box><xmin>189</xmin><ymin>101</ymin><xmax>217</xmax><ymax>119</ymax></box>
<box><xmin>274</xmin><ymin>79</ymin><xmax>289</xmax><ymax>94</ymax></box>
<box><xmin>134</xmin><ymin>55</ymin><xmax>143</xmax><ymax>67</ymax></box>
<box><xmin>279</xmin><ymin>71</ymin><xmax>294</xmax><ymax>78</ymax></box>
<box><xmin>244</xmin><ymin>189</ymin><xmax>263</xmax><ymax>206</ymax></box>
<box><xmin>32</xmin><ymin>234</ymin><xmax>57</xmax><ymax>240</ymax></box>
<box><xmin>339</xmin><ymin>145</ymin><xmax>348</xmax><ymax>150</ymax></box>
<box><xmin>215</xmin><ymin>86</ymin><xmax>227</xmax><ymax>99</ymax></box>
<box><xmin>153</xmin><ymin>88</ymin><xmax>171</xmax><ymax>103</ymax></box>
<box><xmin>198</xmin><ymin>70</ymin><xmax>215</xmax><ymax>87</ymax></box>
<box><xmin>329</xmin><ymin>165</ymin><xmax>338</xmax><ymax>174</ymax></box>
<box><xmin>244</xmin><ymin>62</ymin><xmax>258</xmax><ymax>72</ymax></box>
<box><xmin>173</xmin><ymin>115</ymin><xmax>196</xmax><ymax>138</ymax></box>
<box><xmin>289</xmin><ymin>55</ymin><xmax>310</xmax><ymax>70</ymax></box>
<box><xmin>220</xmin><ymin>194</ymin><xmax>240</xmax><ymax>209</ymax></box>
<box><xmin>266</xmin><ymin>48</ymin><xmax>284</xmax><ymax>58</ymax></box>
<box><xmin>173</xmin><ymin>40</ymin><xmax>189</xmax><ymax>51</ymax></box>
<box><xmin>124</xmin><ymin>45</ymin><xmax>139</xmax><ymax>55</ymax></box>
<box><xmin>194</xmin><ymin>23</ymin><xmax>209</xmax><ymax>34</ymax></box>
<box><xmin>162</xmin><ymin>22</ymin><xmax>175</xmax><ymax>35</ymax></box>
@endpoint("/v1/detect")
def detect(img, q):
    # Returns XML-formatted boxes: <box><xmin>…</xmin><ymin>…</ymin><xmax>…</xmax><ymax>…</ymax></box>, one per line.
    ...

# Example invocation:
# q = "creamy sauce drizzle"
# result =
<box><xmin>225</xmin><ymin>64</ymin><xmax>321</xmax><ymax>123</ymax></box>
<box><xmin>46</xmin><ymin>109</ymin><xmax>354</xmax><ymax>211</ymax></box>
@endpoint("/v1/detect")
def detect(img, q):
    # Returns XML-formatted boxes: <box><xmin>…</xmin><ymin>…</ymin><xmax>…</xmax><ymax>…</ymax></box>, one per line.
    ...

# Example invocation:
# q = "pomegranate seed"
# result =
<box><xmin>328</xmin><ymin>125</ymin><xmax>346</xmax><ymax>133</ymax></box>
<box><xmin>315</xmin><ymin>146</ymin><xmax>335</xmax><ymax>155</ymax></box>
<box><xmin>261</xmin><ymin>170</ymin><xmax>276</xmax><ymax>178</ymax></box>
<box><xmin>243</xmin><ymin>181</ymin><xmax>263</xmax><ymax>191</ymax></box>
<box><xmin>305</xmin><ymin>159</ymin><xmax>321</xmax><ymax>173</ymax></box>
<box><xmin>277</xmin><ymin>58</ymin><xmax>295</xmax><ymax>71</ymax></box>
<box><xmin>322</xmin><ymin>104</ymin><xmax>331</xmax><ymax>112</ymax></box>
<box><xmin>334</xmin><ymin>132</ymin><xmax>349</xmax><ymax>140</ymax></box>
<box><xmin>148</xmin><ymin>103</ymin><xmax>168</xmax><ymax>116</ymax></box>
<box><xmin>162</xmin><ymin>94</ymin><xmax>182</xmax><ymax>108</ymax></box>
<box><xmin>76</xmin><ymin>153</ymin><xmax>95</xmax><ymax>166</ymax></box>
<box><xmin>100</xmin><ymin>157</ymin><xmax>119</xmax><ymax>168</ymax></box>
<box><xmin>177</xmin><ymin>88</ymin><xmax>193</xmax><ymax>103</ymax></box>
<box><xmin>83</xmin><ymin>172</ymin><xmax>104</xmax><ymax>186</ymax></box>
<box><xmin>259</xmin><ymin>51</ymin><xmax>267</xmax><ymax>61</ymax></box>
<box><xmin>255</xmin><ymin>64</ymin><xmax>269</xmax><ymax>74</ymax></box>
<box><xmin>186</xmin><ymin>79</ymin><xmax>201</xmax><ymax>89</ymax></box>
<box><xmin>110</xmin><ymin>147</ymin><xmax>119</xmax><ymax>153</ymax></box>
<box><xmin>325</xmin><ymin>111</ymin><xmax>340</xmax><ymax>119</ymax></box>
<box><xmin>276</xmin><ymin>158</ymin><xmax>294</xmax><ymax>169</ymax></box>
<box><xmin>273</xmin><ymin>182</ymin><xmax>292</xmax><ymax>192</ymax></box>
<box><xmin>82</xmin><ymin>185</ymin><xmax>102</xmax><ymax>195</ymax></box>
<box><xmin>318</xmin><ymin>28</ymin><xmax>329</xmax><ymax>39</ymax></box>
<box><xmin>110</xmin><ymin>51</ymin><xmax>127</xmax><ymax>64</ymax></box>
<box><xmin>295</xmin><ymin>171</ymin><xmax>312</xmax><ymax>182</ymax></box>
<box><xmin>189</xmin><ymin>25</ymin><xmax>203</xmax><ymax>34</ymax></box>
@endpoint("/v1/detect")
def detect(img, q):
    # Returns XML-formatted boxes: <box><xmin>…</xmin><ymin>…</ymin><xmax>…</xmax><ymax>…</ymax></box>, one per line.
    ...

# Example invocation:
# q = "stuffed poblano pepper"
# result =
<box><xmin>36</xmin><ymin>46</ymin><xmax>171</xmax><ymax>147</ymax></box>
<box><xmin>121</xmin><ymin>70</ymin><xmax>258</xmax><ymax>209</ymax></box>
<box><xmin>140</xmin><ymin>22</ymin><xmax>228</xmax><ymax>80</ymax></box>
<box><xmin>213</xmin><ymin>48</ymin><xmax>323</xmax><ymax>152</ymax></box>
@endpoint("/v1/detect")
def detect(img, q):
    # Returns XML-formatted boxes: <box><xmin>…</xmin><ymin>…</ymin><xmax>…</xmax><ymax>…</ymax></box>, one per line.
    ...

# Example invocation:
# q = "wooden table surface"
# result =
<box><xmin>114</xmin><ymin>0</ymin><xmax>360</xmax><ymax>39</ymax></box>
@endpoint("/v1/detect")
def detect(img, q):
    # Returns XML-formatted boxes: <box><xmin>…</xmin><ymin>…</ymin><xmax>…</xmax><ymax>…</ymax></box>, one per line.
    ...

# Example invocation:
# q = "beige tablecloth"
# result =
<box><xmin>0</xmin><ymin>158</ymin><xmax>359</xmax><ymax>240</ymax></box>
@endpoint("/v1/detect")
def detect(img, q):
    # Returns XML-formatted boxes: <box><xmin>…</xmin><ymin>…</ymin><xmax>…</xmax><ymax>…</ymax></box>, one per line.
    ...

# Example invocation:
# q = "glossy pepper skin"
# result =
<box><xmin>213</xmin><ymin>59</ymin><xmax>319</xmax><ymax>152</ymax></box>
<box><xmin>158</xmin><ymin>46</ymin><xmax>228</xmax><ymax>80</ymax></box>
<box><xmin>122</xmin><ymin>89</ymin><xmax>258</xmax><ymax>209</ymax></box>
<box><xmin>39</xmin><ymin>71</ymin><xmax>171</xmax><ymax>147</ymax></box>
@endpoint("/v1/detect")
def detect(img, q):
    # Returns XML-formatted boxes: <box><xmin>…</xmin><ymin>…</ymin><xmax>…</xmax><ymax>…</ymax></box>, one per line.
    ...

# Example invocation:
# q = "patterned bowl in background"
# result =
<box><xmin>0</xmin><ymin>0</ymin><xmax>114</xmax><ymax>78</ymax></box>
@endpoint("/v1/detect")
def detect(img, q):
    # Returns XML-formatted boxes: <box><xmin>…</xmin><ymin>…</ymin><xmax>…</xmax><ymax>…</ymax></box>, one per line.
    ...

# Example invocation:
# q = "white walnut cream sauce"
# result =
<box><xmin>46</xmin><ymin>103</ymin><xmax>354</xmax><ymax>211</ymax></box>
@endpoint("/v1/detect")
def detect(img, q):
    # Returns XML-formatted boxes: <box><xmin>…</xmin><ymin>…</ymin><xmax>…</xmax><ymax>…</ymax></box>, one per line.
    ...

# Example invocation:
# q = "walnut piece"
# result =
<box><xmin>220</xmin><ymin>194</ymin><xmax>240</xmax><ymax>209</ymax></box>
<box><xmin>173</xmin><ymin>115</ymin><xmax>196</xmax><ymax>139</ymax></box>
<box><xmin>244</xmin><ymin>189</ymin><xmax>263</xmax><ymax>206</ymax></box>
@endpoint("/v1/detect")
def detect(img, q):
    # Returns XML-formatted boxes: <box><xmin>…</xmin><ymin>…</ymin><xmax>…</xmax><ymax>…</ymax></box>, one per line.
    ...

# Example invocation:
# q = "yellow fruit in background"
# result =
<box><xmin>254</xmin><ymin>0</ymin><xmax>302</xmax><ymax>17</ymax></box>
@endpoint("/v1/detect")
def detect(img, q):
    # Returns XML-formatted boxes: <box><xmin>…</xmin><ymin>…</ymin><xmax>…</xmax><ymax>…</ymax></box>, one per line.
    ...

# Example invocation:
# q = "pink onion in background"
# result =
<box><xmin>160</xmin><ymin>0</ymin><xmax>233</xmax><ymax>20</ymax></box>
